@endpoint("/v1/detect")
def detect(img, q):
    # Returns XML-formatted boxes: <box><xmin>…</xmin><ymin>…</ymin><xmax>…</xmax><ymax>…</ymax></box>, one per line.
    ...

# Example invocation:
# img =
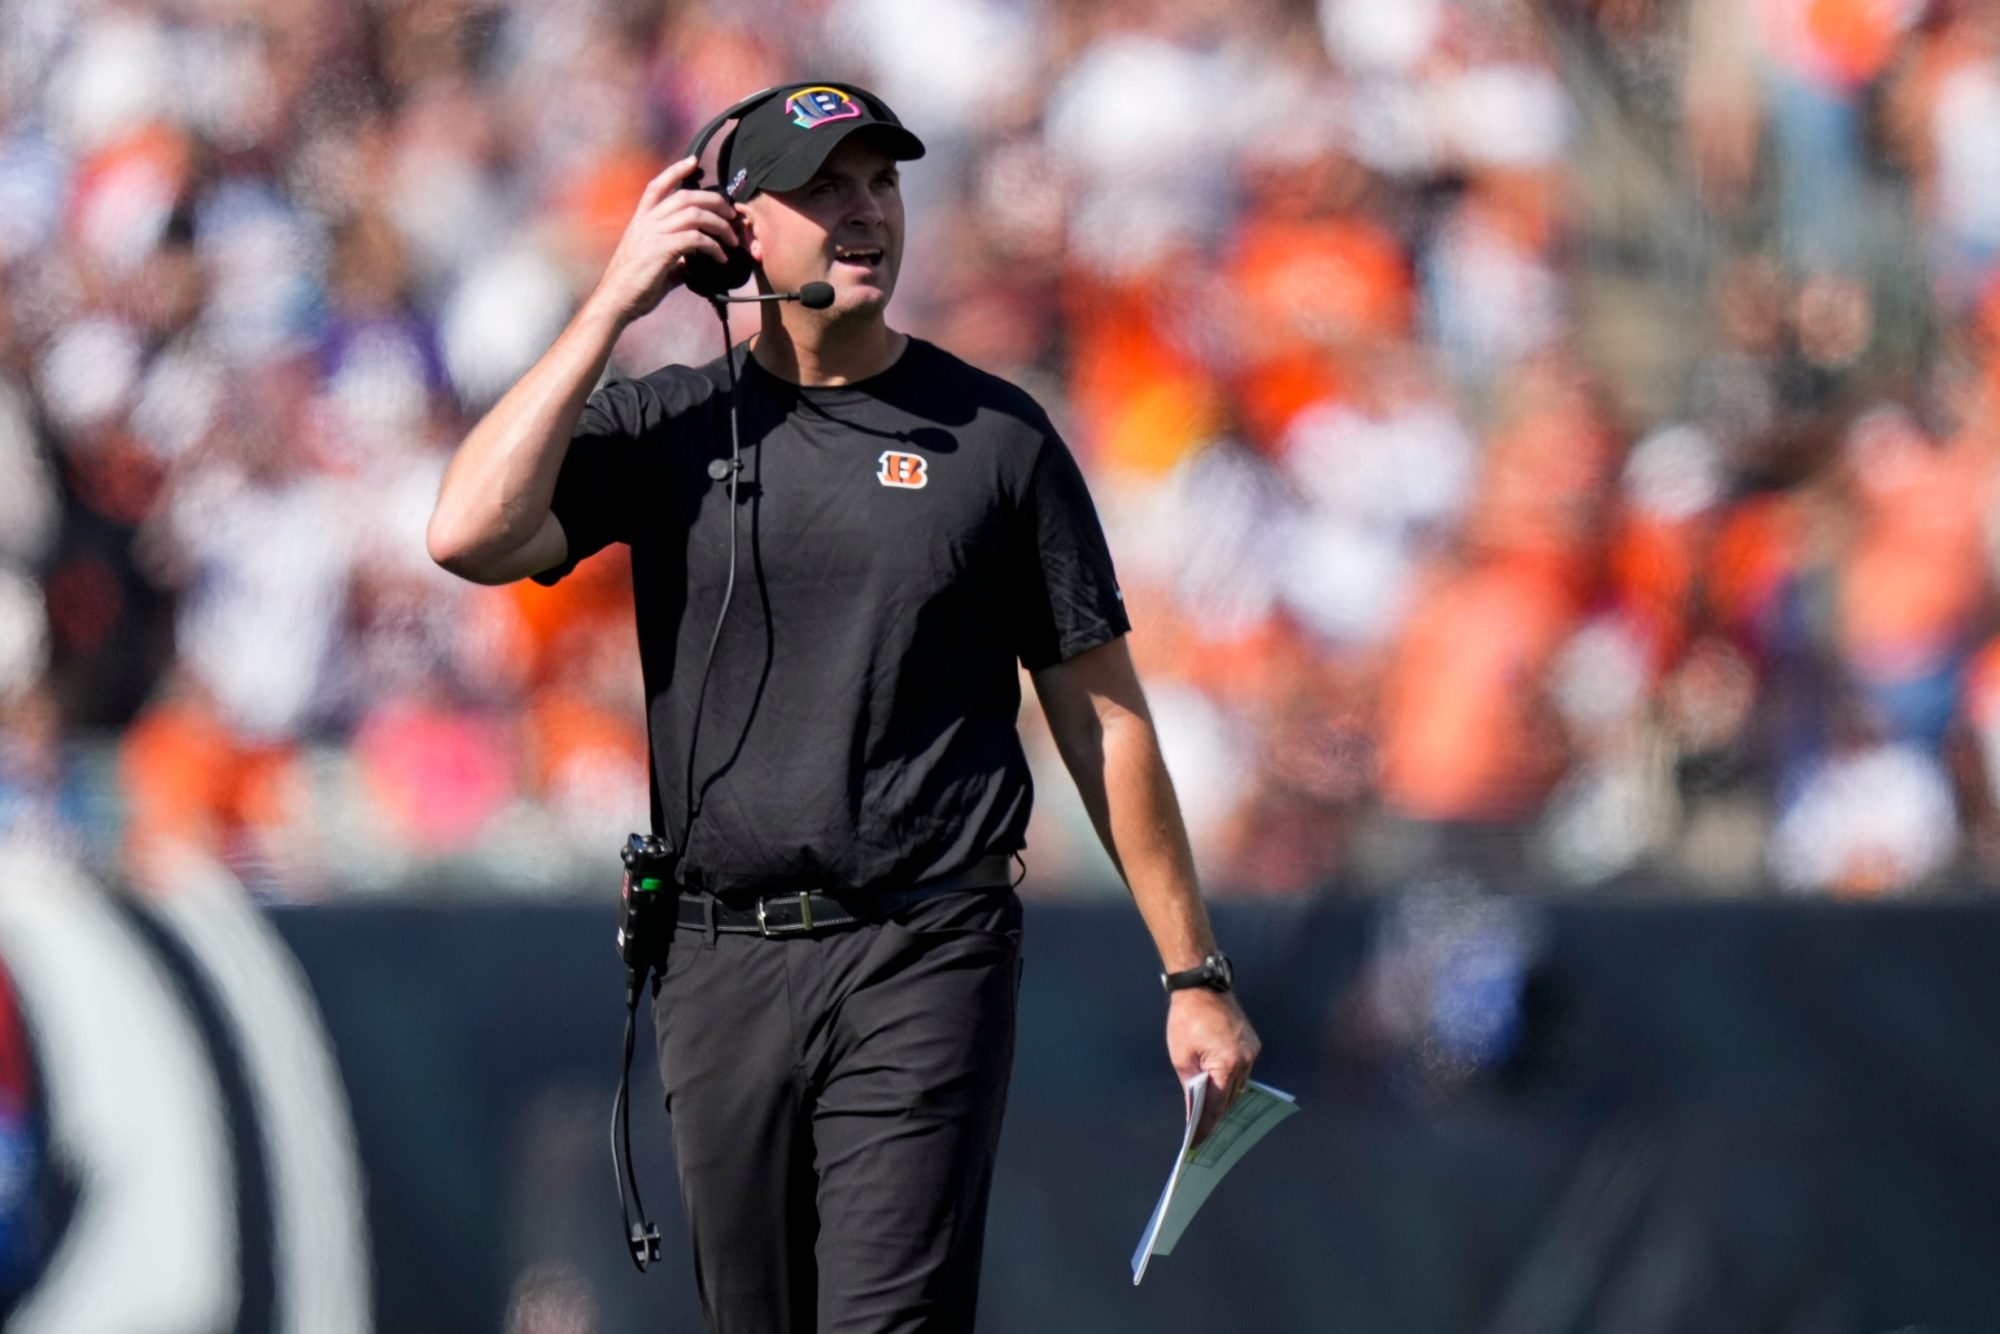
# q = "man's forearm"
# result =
<box><xmin>1074</xmin><ymin>709</ymin><xmax>1219</xmax><ymax>974</ymax></box>
<box><xmin>426</xmin><ymin>295</ymin><xmax>627</xmax><ymax>578</ymax></box>
<box><xmin>429</xmin><ymin>156</ymin><xmax>751</xmax><ymax>582</ymax></box>
<box><xmin>1032</xmin><ymin>623</ymin><xmax>1259</xmax><ymax>1130</ymax></box>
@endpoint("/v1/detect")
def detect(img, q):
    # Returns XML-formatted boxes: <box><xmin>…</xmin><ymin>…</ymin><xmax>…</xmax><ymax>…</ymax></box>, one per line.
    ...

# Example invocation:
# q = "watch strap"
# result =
<box><xmin>1160</xmin><ymin>951</ymin><xmax>1233</xmax><ymax>994</ymax></box>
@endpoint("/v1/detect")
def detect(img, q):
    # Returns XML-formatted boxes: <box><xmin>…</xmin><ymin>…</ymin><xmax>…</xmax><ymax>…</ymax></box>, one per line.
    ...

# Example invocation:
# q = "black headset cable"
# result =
<box><xmin>682</xmin><ymin>298</ymin><xmax>746</xmax><ymax>846</ymax></box>
<box><xmin>610</xmin><ymin>296</ymin><xmax>745</xmax><ymax>1274</ymax></box>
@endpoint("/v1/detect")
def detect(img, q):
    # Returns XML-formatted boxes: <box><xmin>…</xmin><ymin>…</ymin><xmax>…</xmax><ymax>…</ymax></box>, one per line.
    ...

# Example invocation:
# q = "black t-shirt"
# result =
<box><xmin>537</xmin><ymin>336</ymin><xmax>1129</xmax><ymax>895</ymax></box>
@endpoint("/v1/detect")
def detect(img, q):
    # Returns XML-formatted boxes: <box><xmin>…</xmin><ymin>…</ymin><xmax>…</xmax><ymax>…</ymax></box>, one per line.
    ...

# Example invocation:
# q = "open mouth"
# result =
<box><xmin>834</xmin><ymin>247</ymin><xmax>884</xmax><ymax>268</ymax></box>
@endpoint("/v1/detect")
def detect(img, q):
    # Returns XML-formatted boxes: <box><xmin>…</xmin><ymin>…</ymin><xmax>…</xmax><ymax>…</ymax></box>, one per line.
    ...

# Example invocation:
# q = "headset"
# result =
<box><xmin>675</xmin><ymin>86</ymin><xmax>775</xmax><ymax>298</ymax></box>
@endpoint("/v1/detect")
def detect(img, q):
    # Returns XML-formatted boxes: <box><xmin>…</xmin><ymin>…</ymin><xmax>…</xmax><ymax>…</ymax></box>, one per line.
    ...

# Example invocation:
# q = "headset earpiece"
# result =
<box><xmin>680</xmin><ymin>208</ymin><xmax>756</xmax><ymax>299</ymax></box>
<box><xmin>678</xmin><ymin>87</ymin><xmax>789</xmax><ymax>300</ymax></box>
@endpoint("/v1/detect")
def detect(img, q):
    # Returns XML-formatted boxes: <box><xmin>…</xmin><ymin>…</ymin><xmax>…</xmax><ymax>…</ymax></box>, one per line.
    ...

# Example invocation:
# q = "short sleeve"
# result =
<box><xmin>1008</xmin><ymin>432</ymin><xmax>1131</xmax><ymax>670</ymax></box>
<box><xmin>532</xmin><ymin>377</ymin><xmax>652</xmax><ymax>586</ymax></box>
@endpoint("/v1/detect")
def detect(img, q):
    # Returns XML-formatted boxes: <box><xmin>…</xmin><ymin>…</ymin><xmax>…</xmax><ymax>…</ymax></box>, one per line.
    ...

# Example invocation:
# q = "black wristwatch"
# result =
<box><xmin>1161</xmin><ymin>951</ymin><xmax>1233</xmax><ymax>995</ymax></box>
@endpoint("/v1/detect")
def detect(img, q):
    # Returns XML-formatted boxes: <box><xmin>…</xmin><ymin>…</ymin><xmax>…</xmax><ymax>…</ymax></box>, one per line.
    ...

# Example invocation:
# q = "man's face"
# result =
<box><xmin>743</xmin><ymin>134</ymin><xmax>905</xmax><ymax>319</ymax></box>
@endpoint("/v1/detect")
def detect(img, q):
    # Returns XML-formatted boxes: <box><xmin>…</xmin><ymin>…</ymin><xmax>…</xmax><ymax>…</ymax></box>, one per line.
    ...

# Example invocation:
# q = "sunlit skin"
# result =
<box><xmin>738</xmin><ymin>133</ymin><xmax>908</xmax><ymax>386</ymax></box>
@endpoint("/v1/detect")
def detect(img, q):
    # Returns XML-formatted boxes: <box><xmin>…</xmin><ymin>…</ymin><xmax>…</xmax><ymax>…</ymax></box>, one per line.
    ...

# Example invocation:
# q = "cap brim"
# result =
<box><xmin>752</xmin><ymin>122</ymin><xmax>926</xmax><ymax>195</ymax></box>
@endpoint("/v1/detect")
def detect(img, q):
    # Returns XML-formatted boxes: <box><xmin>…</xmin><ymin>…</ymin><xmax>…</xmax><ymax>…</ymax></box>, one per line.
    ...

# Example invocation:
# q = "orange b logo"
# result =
<box><xmin>877</xmin><ymin>451</ymin><xmax>928</xmax><ymax>489</ymax></box>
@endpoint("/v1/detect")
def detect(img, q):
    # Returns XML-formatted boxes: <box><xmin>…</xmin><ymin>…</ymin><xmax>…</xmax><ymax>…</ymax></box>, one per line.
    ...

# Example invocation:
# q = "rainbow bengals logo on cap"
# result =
<box><xmin>786</xmin><ymin>86</ymin><xmax>863</xmax><ymax>130</ymax></box>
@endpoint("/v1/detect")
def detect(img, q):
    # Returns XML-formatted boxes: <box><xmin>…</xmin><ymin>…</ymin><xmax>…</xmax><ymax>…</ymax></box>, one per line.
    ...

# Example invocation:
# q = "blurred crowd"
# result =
<box><xmin>3</xmin><ymin>0</ymin><xmax>2000</xmax><ymax>900</ymax></box>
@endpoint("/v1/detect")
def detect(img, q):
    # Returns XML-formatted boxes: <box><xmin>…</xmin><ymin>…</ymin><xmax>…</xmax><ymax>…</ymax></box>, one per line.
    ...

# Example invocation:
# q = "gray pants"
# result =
<box><xmin>652</xmin><ymin>888</ymin><xmax>1023</xmax><ymax>1333</ymax></box>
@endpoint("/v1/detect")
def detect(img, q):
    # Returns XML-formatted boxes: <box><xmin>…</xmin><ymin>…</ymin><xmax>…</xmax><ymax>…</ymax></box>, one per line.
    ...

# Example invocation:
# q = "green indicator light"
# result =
<box><xmin>639</xmin><ymin>878</ymin><xmax>664</xmax><ymax>891</ymax></box>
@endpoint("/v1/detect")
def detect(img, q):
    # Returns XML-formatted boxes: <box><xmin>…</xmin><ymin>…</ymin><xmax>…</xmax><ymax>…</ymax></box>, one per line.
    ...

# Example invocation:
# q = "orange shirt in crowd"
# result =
<box><xmin>1062</xmin><ymin>272</ymin><xmax>1222</xmax><ymax>477</ymax></box>
<box><xmin>1225</xmin><ymin>213</ymin><xmax>1410</xmax><ymax>449</ymax></box>
<box><xmin>1762</xmin><ymin>0</ymin><xmax>1906</xmax><ymax>90</ymax></box>
<box><xmin>563</xmin><ymin>152</ymin><xmax>661</xmax><ymax>265</ymax></box>
<box><xmin>120</xmin><ymin>688</ymin><xmax>309</xmax><ymax>886</ymax></box>
<box><xmin>1378</xmin><ymin>556</ymin><xmax>1577</xmax><ymax>823</ymax></box>
<box><xmin>1608</xmin><ymin>509</ymin><xmax>1708</xmax><ymax>672</ymax></box>
<box><xmin>1706</xmin><ymin>491</ymin><xmax>1802</xmax><ymax>638</ymax></box>
<box><xmin>522</xmin><ymin>687</ymin><xmax>649</xmax><ymax>801</ymax></box>
<box><xmin>495</xmin><ymin>548</ymin><xmax>632</xmax><ymax>689</ymax></box>
<box><xmin>1838</xmin><ymin>423</ymin><xmax>1989</xmax><ymax>681</ymax></box>
<box><xmin>1462</xmin><ymin>399</ymin><xmax>1617</xmax><ymax>608</ymax></box>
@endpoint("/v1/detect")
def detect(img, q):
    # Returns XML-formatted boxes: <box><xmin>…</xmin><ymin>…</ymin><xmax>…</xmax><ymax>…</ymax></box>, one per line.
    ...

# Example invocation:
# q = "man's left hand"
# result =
<box><xmin>1167</xmin><ymin>989</ymin><xmax>1261</xmax><ymax>1146</ymax></box>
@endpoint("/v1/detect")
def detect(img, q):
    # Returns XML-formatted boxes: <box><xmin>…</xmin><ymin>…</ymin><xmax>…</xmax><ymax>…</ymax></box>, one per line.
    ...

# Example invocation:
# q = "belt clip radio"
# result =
<box><xmin>613</xmin><ymin>831</ymin><xmax>677</xmax><ymax>1272</ymax></box>
<box><xmin>617</xmin><ymin>833</ymin><xmax>678</xmax><ymax>1007</ymax></box>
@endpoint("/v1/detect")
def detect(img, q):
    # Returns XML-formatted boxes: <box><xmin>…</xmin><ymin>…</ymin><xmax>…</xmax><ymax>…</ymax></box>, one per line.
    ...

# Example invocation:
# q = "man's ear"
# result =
<box><xmin>741</xmin><ymin>207</ymin><xmax>762</xmax><ymax>263</ymax></box>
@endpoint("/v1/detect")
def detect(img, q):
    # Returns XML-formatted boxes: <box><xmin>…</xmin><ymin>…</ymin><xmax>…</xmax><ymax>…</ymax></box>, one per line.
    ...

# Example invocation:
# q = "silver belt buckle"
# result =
<box><xmin>757</xmin><ymin>891</ymin><xmax>815</xmax><ymax>937</ymax></box>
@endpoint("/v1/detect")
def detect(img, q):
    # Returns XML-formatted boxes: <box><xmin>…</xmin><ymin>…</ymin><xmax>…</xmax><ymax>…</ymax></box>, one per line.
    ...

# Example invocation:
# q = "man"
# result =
<box><xmin>426</xmin><ymin>81</ymin><xmax>1258</xmax><ymax>1333</ymax></box>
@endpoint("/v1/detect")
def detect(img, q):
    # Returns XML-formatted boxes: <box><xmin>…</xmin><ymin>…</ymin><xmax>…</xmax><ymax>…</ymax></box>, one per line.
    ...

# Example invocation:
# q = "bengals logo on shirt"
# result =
<box><xmin>877</xmin><ymin>451</ymin><xmax>928</xmax><ymax>489</ymax></box>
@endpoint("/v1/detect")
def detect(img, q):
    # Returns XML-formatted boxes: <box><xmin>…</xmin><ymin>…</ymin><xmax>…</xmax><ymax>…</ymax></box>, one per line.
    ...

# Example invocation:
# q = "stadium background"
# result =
<box><xmin>4</xmin><ymin>0</ymin><xmax>2000</xmax><ymax>1328</ymax></box>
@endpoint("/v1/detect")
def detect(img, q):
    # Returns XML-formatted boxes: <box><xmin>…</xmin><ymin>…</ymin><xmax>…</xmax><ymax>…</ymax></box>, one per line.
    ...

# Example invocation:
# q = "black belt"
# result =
<box><xmin>675</xmin><ymin>854</ymin><xmax>1014</xmax><ymax>937</ymax></box>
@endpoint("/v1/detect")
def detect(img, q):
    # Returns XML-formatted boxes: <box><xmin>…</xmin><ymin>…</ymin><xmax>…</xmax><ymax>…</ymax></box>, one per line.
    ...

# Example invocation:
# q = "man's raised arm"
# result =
<box><xmin>1030</xmin><ymin>636</ymin><xmax>1261</xmax><ymax>1143</ymax></box>
<box><xmin>426</xmin><ymin>156</ymin><xmax>740</xmax><ymax>584</ymax></box>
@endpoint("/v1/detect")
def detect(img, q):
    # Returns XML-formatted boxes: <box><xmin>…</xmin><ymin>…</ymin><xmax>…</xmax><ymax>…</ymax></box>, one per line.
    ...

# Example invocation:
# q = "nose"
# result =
<box><xmin>846</xmin><ymin>184</ymin><xmax>884</xmax><ymax>229</ymax></box>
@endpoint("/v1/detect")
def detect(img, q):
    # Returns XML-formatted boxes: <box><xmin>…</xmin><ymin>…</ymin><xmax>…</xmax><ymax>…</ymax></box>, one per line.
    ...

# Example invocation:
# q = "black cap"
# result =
<box><xmin>717</xmin><ymin>82</ymin><xmax>925</xmax><ymax>202</ymax></box>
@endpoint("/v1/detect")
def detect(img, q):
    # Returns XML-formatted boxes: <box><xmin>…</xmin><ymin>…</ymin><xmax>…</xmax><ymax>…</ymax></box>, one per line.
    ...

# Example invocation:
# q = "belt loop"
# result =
<box><xmin>703</xmin><ymin>894</ymin><xmax>717</xmax><ymax>945</ymax></box>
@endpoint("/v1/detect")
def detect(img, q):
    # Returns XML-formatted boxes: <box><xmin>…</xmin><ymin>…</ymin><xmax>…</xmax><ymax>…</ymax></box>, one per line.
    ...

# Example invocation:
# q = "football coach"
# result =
<box><xmin>426</xmin><ymin>79</ymin><xmax>1260</xmax><ymax>1333</ymax></box>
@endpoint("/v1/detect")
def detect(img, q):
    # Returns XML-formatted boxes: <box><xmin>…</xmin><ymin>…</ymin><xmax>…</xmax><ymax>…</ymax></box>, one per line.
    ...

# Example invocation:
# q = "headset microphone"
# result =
<box><xmin>711</xmin><ymin>281</ymin><xmax>835</xmax><ymax>309</ymax></box>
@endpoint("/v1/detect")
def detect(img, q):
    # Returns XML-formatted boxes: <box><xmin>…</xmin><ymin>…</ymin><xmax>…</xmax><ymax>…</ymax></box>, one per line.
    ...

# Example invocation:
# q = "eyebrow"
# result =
<box><xmin>808</xmin><ymin>160</ymin><xmax>900</xmax><ymax>188</ymax></box>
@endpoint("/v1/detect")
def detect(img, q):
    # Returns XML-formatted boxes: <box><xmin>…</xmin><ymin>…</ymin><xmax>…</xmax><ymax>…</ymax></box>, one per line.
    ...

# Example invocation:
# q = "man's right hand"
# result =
<box><xmin>586</xmin><ymin>156</ymin><xmax>743</xmax><ymax>328</ymax></box>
